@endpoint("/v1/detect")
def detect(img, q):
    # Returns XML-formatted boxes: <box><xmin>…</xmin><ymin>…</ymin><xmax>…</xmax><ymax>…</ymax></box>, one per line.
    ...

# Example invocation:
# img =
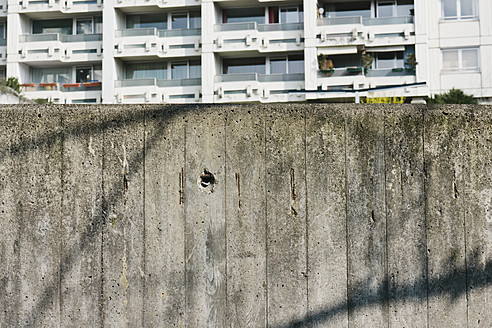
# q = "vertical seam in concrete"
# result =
<box><xmin>304</xmin><ymin>106</ymin><xmax>309</xmax><ymax>321</ymax></box>
<box><xmin>344</xmin><ymin>109</ymin><xmax>350</xmax><ymax>328</ymax></box>
<box><xmin>58</xmin><ymin>108</ymin><xmax>64</xmax><ymax>328</ymax></box>
<box><xmin>99</xmin><ymin>106</ymin><xmax>106</xmax><ymax>328</ymax></box>
<box><xmin>264</xmin><ymin>108</ymin><xmax>269</xmax><ymax>328</ymax></box>
<box><xmin>463</xmin><ymin>124</ymin><xmax>470</xmax><ymax>327</ymax></box>
<box><xmin>224</xmin><ymin>108</ymin><xmax>228</xmax><ymax>325</ymax></box>
<box><xmin>421</xmin><ymin>105</ymin><xmax>430</xmax><ymax>328</ymax></box>
<box><xmin>183</xmin><ymin>115</ymin><xmax>188</xmax><ymax>328</ymax></box>
<box><xmin>383</xmin><ymin>108</ymin><xmax>389</xmax><ymax>328</ymax></box>
<box><xmin>142</xmin><ymin>106</ymin><xmax>147</xmax><ymax>328</ymax></box>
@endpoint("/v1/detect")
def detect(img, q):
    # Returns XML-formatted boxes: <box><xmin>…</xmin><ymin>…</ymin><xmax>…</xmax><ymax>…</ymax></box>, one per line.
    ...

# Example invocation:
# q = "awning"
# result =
<box><xmin>365</xmin><ymin>46</ymin><xmax>406</xmax><ymax>52</ymax></box>
<box><xmin>317</xmin><ymin>46</ymin><xmax>358</xmax><ymax>55</ymax></box>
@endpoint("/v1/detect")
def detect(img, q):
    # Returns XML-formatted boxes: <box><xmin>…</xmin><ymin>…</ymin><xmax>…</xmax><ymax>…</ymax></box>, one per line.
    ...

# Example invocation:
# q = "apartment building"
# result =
<box><xmin>3</xmin><ymin>0</ymin><xmax>491</xmax><ymax>104</ymax></box>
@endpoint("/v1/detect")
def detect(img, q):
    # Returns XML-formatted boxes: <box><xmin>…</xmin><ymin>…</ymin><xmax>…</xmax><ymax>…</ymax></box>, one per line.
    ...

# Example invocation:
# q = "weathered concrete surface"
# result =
<box><xmin>0</xmin><ymin>104</ymin><xmax>491</xmax><ymax>328</ymax></box>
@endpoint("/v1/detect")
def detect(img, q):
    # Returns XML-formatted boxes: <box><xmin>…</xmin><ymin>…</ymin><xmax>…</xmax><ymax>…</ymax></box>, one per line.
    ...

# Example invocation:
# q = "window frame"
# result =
<box><xmin>441</xmin><ymin>0</ymin><xmax>478</xmax><ymax>21</ymax></box>
<box><xmin>441</xmin><ymin>48</ymin><xmax>480</xmax><ymax>73</ymax></box>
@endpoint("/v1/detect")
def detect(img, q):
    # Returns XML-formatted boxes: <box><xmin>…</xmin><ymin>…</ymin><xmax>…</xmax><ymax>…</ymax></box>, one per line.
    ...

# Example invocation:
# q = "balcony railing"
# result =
<box><xmin>318</xmin><ymin>67</ymin><xmax>364</xmax><ymax>77</ymax></box>
<box><xmin>19</xmin><ymin>33</ymin><xmax>102</xmax><ymax>42</ymax></box>
<box><xmin>20</xmin><ymin>82</ymin><xmax>102</xmax><ymax>91</ymax></box>
<box><xmin>318</xmin><ymin>15</ymin><xmax>414</xmax><ymax>26</ymax></box>
<box><xmin>115</xmin><ymin>28</ymin><xmax>201</xmax><ymax>38</ymax></box>
<box><xmin>215</xmin><ymin>22</ymin><xmax>303</xmax><ymax>32</ymax></box>
<box><xmin>365</xmin><ymin>68</ymin><xmax>415</xmax><ymax>77</ymax></box>
<box><xmin>114</xmin><ymin>78</ymin><xmax>201</xmax><ymax>87</ymax></box>
<box><xmin>216</xmin><ymin>73</ymin><xmax>305</xmax><ymax>83</ymax></box>
<box><xmin>317</xmin><ymin>16</ymin><xmax>363</xmax><ymax>26</ymax></box>
<box><xmin>363</xmin><ymin>16</ymin><xmax>414</xmax><ymax>25</ymax></box>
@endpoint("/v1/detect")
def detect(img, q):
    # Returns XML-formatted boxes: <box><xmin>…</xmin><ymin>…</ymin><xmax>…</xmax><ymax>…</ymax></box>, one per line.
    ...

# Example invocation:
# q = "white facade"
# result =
<box><xmin>2</xmin><ymin>0</ymin><xmax>491</xmax><ymax>104</ymax></box>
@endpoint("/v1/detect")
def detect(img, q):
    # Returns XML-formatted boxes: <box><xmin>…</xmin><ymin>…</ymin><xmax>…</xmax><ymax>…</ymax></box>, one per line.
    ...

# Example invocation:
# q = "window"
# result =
<box><xmin>442</xmin><ymin>48</ymin><xmax>479</xmax><ymax>72</ymax></box>
<box><xmin>125</xmin><ymin>60</ymin><xmax>200</xmax><ymax>80</ymax></box>
<box><xmin>170</xmin><ymin>60</ymin><xmax>200</xmax><ymax>79</ymax></box>
<box><xmin>223</xmin><ymin>58</ymin><xmax>266</xmax><ymax>75</ymax></box>
<box><xmin>126</xmin><ymin>62</ymin><xmax>168</xmax><ymax>80</ymax></box>
<box><xmin>223</xmin><ymin>8</ymin><xmax>265</xmax><ymax>24</ymax></box>
<box><xmin>324</xmin><ymin>1</ymin><xmax>371</xmax><ymax>18</ymax></box>
<box><xmin>76</xmin><ymin>67</ymin><xmax>92</xmax><ymax>83</ymax></box>
<box><xmin>279</xmin><ymin>6</ymin><xmax>303</xmax><ymax>23</ymax></box>
<box><xmin>441</xmin><ymin>0</ymin><xmax>477</xmax><ymax>20</ymax></box>
<box><xmin>76</xmin><ymin>19</ymin><xmax>93</xmax><ymax>35</ymax></box>
<box><xmin>32</xmin><ymin>67</ymin><xmax>72</xmax><ymax>84</ymax></box>
<box><xmin>126</xmin><ymin>14</ymin><xmax>167</xmax><ymax>30</ymax></box>
<box><xmin>33</xmin><ymin>19</ymin><xmax>73</xmax><ymax>35</ymax></box>
<box><xmin>375</xmin><ymin>52</ymin><xmax>404</xmax><ymax>69</ymax></box>
<box><xmin>171</xmin><ymin>11</ymin><xmax>201</xmax><ymax>29</ymax></box>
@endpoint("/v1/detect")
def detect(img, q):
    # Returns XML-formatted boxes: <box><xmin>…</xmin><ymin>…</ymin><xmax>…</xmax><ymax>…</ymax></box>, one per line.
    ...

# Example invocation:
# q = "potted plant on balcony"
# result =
<box><xmin>318</xmin><ymin>54</ymin><xmax>335</xmax><ymax>76</ymax></box>
<box><xmin>405</xmin><ymin>53</ymin><xmax>418</xmax><ymax>73</ymax></box>
<box><xmin>361</xmin><ymin>52</ymin><xmax>374</xmax><ymax>74</ymax></box>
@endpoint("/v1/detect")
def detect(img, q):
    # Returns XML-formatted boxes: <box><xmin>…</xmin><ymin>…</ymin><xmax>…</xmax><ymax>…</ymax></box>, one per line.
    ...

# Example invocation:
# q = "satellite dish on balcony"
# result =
<box><xmin>318</xmin><ymin>8</ymin><xmax>324</xmax><ymax>15</ymax></box>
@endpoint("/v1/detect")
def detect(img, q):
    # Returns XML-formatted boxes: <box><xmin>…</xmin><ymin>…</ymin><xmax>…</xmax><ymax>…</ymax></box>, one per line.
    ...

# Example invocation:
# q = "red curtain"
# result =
<box><xmin>269</xmin><ymin>7</ymin><xmax>275</xmax><ymax>24</ymax></box>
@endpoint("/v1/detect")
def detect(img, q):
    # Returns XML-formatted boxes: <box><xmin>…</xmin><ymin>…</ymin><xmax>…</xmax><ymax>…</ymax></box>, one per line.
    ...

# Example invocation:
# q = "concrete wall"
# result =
<box><xmin>0</xmin><ymin>104</ymin><xmax>491</xmax><ymax>328</ymax></box>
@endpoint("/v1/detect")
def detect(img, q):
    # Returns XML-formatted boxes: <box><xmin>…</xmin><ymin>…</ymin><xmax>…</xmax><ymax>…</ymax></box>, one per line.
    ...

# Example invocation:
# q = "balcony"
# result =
<box><xmin>10</xmin><ymin>0</ymin><xmax>102</xmax><ymax>13</ymax></box>
<box><xmin>114</xmin><ymin>0</ymin><xmax>200</xmax><ymax>9</ymax></box>
<box><xmin>114</xmin><ymin>78</ymin><xmax>201</xmax><ymax>103</ymax></box>
<box><xmin>214</xmin><ymin>22</ymin><xmax>304</xmax><ymax>53</ymax></box>
<box><xmin>214</xmin><ymin>73</ymin><xmax>305</xmax><ymax>103</ymax></box>
<box><xmin>21</xmin><ymin>82</ymin><xmax>102</xmax><ymax>104</ymax></box>
<box><xmin>114</xmin><ymin>28</ymin><xmax>201</xmax><ymax>58</ymax></box>
<box><xmin>317</xmin><ymin>16</ymin><xmax>415</xmax><ymax>47</ymax></box>
<box><xmin>17</xmin><ymin>33</ymin><xmax>102</xmax><ymax>63</ymax></box>
<box><xmin>318</xmin><ymin>67</ymin><xmax>416</xmax><ymax>92</ymax></box>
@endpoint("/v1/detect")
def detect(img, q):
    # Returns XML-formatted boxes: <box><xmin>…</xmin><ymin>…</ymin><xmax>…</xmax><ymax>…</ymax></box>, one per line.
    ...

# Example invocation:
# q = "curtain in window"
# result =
<box><xmin>171</xmin><ymin>62</ymin><xmax>188</xmax><ymax>79</ymax></box>
<box><xmin>126</xmin><ymin>14</ymin><xmax>167</xmax><ymax>30</ymax></box>
<box><xmin>126</xmin><ymin>62</ymin><xmax>167</xmax><ymax>79</ymax></box>
<box><xmin>32</xmin><ymin>67</ymin><xmax>72</xmax><ymax>83</ymax></box>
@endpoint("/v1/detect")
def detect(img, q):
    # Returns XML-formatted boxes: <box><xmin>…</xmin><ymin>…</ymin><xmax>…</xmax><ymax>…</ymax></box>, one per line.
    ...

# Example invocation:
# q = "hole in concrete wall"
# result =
<box><xmin>198</xmin><ymin>169</ymin><xmax>215</xmax><ymax>193</ymax></box>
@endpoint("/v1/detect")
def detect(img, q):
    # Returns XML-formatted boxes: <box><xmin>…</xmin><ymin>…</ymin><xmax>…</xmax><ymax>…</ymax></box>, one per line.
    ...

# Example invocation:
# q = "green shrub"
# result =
<box><xmin>429</xmin><ymin>88</ymin><xmax>478</xmax><ymax>104</ymax></box>
<box><xmin>6</xmin><ymin>77</ymin><xmax>21</xmax><ymax>94</ymax></box>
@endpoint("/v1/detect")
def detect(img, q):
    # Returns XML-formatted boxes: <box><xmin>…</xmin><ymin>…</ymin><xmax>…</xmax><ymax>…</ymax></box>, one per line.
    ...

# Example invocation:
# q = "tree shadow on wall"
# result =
<box><xmin>0</xmin><ymin>105</ymin><xmax>491</xmax><ymax>327</ymax></box>
<box><xmin>274</xmin><ymin>251</ymin><xmax>491</xmax><ymax>328</ymax></box>
<box><xmin>0</xmin><ymin>104</ymin><xmax>198</xmax><ymax>327</ymax></box>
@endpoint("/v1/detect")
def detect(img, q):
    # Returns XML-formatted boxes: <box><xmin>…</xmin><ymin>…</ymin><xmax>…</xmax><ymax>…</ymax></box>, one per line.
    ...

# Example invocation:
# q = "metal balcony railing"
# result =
<box><xmin>114</xmin><ymin>78</ymin><xmax>201</xmax><ymax>87</ymax></box>
<box><xmin>363</xmin><ymin>16</ymin><xmax>414</xmax><ymax>25</ymax></box>
<box><xmin>317</xmin><ymin>15</ymin><xmax>414</xmax><ymax>26</ymax></box>
<box><xmin>215</xmin><ymin>22</ymin><xmax>303</xmax><ymax>32</ymax></box>
<box><xmin>19</xmin><ymin>33</ymin><xmax>102</xmax><ymax>42</ymax></box>
<box><xmin>115</xmin><ymin>28</ymin><xmax>201</xmax><ymax>38</ymax></box>
<box><xmin>216</xmin><ymin>73</ymin><xmax>305</xmax><ymax>83</ymax></box>
<box><xmin>365</xmin><ymin>68</ymin><xmax>415</xmax><ymax>77</ymax></box>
